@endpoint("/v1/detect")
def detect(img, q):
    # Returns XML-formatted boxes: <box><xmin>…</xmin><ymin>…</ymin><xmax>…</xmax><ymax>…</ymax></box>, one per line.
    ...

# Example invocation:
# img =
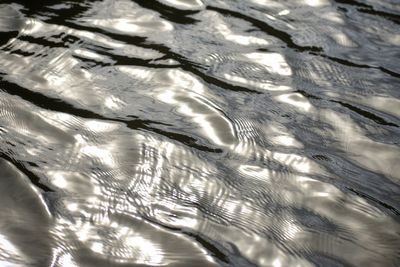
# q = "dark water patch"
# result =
<box><xmin>347</xmin><ymin>187</ymin><xmax>400</xmax><ymax>216</ymax></box>
<box><xmin>358</xmin><ymin>8</ymin><xmax>400</xmax><ymax>25</ymax></box>
<box><xmin>333</xmin><ymin>100</ymin><xmax>399</xmax><ymax>127</ymax></box>
<box><xmin>132</xmin><ymin>0</ymin><xmax>200</xmax><ymax>24</ymax></box>
<box><xmin>207</xmin><ymin>6</ymin><xmax>323</xmax><ymax>53</ymax></box>
<box><xmin>0</xmin><ymin>153</ymin><xmax>54</xmax><ymax>192</ymax></box>
<box><xmin>334</xmin><ymin>0</ymin><xmax>372</xmax><ymax>8</ymax></box>
<box><xmin>334</xmin><ymin>0</ymin><xmax>400</xmax><ymax>25</ymax></box>
<box><xmin>0</xmin><ymin>79</ymin><xmax>221</xmax><ymax>152</ymax></box>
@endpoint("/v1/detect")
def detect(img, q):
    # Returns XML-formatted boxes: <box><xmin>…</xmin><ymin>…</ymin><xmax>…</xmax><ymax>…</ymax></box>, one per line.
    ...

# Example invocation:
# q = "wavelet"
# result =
<box><xmin>0</xmin><ymin>0</ymin><xmax>399</xmax><ymax>266</ymax></box>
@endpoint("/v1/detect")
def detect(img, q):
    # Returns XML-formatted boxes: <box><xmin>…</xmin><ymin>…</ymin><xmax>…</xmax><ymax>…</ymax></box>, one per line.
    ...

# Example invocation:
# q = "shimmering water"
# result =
<box><xmin>0</xmin><ymin>0</ymin><xmax>399</xmax><ymax>266</ymax></box>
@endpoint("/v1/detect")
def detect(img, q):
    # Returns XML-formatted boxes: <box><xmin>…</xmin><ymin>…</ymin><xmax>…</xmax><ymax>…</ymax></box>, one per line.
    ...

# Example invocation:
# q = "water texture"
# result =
<box><xmin>0</xmin><ymin>0</ymin><xmax>399</xmax><ymax>266</ymax></box>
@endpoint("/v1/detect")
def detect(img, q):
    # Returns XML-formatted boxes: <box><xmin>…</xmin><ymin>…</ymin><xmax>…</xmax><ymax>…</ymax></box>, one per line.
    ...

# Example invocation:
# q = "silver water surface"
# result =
<box><xmin>0</xmin><ymin>0</ymin><xmax>399</xmax><ymax>266</ymax></box>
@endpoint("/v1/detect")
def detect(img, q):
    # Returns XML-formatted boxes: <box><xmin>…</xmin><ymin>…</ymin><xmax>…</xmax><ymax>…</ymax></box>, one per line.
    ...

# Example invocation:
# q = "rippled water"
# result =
<box><xmin>0</xmin><ymin>0</ymin><xmax>399</xmax><ymax>266</ymax></box>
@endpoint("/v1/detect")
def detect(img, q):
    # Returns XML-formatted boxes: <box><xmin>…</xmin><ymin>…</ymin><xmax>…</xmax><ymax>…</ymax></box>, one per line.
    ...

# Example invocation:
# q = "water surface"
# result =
<box><xmin>0</xmin><ymin>0</ymin><xmax>399</xmax><ymax>266</ymax></box>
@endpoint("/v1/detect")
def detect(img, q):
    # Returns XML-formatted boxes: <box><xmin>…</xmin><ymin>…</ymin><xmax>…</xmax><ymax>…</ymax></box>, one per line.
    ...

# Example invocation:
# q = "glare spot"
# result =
<box><xmin>51</xmin><ymin>172</ymin><xmax>68</xmax><ymax>188</ymax></box>
<box><xmin>216</xmin><ymin>23</ymin><xmax>269</xmax><ymax>46</ymax></box>
<box><xmin>223</xmin><ymin>73</ymin><xmax>292</xmax><ymax>91</ymax></box>
<box><xmin>74</xmin><ymin>48</ymin><xmax>105</xmax><ymax>61</ymax></box>
<box><xmin>66</xmin><ymin>203</ymin><xmax>78</xmax><ymax>212</ymax></box>
<box><xmin>125</xmin><ymin>236</ymin><xmax>163</xmax><ymax>265</ymax></box>
<box><xmin>304</xmin><ymin>0</ymin><xmax>329</xmax><ymax>7</ymax></box>
<box><xmin>91</xmin><ymin>242</ymin><xmax>104</xmax><ymax>254</ymax></box>
<box><xmin>275</xmin><ymin>93</ymin><xmax>312</xmax><ymax>112</ymax></box>
<box><xmin>161</xmin><ymin>0</ymin><xmax>204</xmax><ymax>10</ymax></box>
<box><xmin>272</xmin><ymin>258</ymin><xmax>282</xmax><ymax>267</ymax></box>
<box><xmin>84</xmin><ymin>120</ymin><xmax>118</xmax><ymax>132</ymax></box>
<box><xmin>104</xmin><ymin>96</ymin><xmax>125</xmax><ymax>110</ymax></box>
<box><xmin>244</xmin><ymin>52</ymin><xmax>292</xmax><ymax>76</ymax></box>
<box><xmin>0</xmin><ymin>234</ymin><xmax>19</xmax><ymax>256</ymax></box>
<box><xmin>278</xmin><ymin>10</ymin><xmax>290</xmax><ymax>16</ymax></box>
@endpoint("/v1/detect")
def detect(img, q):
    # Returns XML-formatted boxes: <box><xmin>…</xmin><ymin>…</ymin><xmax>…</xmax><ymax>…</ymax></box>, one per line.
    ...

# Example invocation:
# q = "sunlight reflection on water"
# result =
<box><xmin>0</xmin><ymin>0</ymin><xmax>399</xmax><ymax>266</ymax></box>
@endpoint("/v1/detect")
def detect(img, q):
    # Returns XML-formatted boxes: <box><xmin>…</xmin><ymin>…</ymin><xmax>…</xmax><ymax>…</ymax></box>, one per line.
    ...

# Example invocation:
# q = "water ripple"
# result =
<box><xmin>0</xmin><ymin>1</ymin><xmax>399</xmax><ymax>267</ymax></box>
